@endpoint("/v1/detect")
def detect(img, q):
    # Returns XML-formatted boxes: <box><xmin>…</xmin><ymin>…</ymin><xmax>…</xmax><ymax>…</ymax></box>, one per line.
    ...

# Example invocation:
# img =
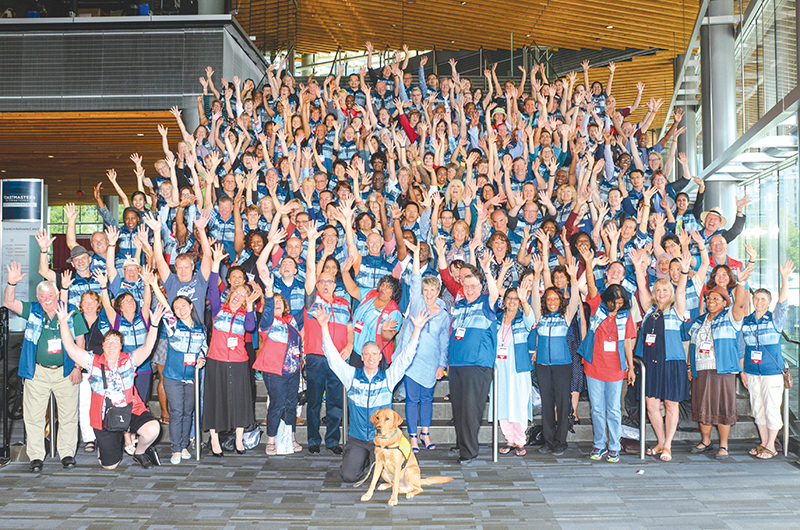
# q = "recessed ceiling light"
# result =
<box><xmin>137</xmin><ymin>133</ymin><xmax>144</xmax><ymax>136</ymax></box>
<box><xmin>48</xmin><ymin>155</ymin><xmax>54</xmax><ymax>158</ymax></box>
<box><xmin>58</xmin><ymin>192</ymin><xmax>62</xmax><ymax>195</ymax></box>
<box><xmin>526</xmin><ymin>34</ymin><xmax>531</xmax><ymax>37</ymax></box>
<box><xmin>57</xmin><ymin>179</ymin><xmax>62</xmax><ymax>182</ymax></box>
<box><xmin>451</xmin><ymin>40</ymin><xmax>455</xmax><ymax>43</ymax></box>
<box><xmin>606</xmin><ymin>25</ymin><xmax>613</xmax><ymax>29</ymax></box>
<box><xmin>460</xmin><ymin>1</ymin><xmax>466</xmax><ymax>4</ymax></box>
<box><xmin>0</xmin><ymin>170</ymin><xmax>5</xmax><ymax>173</ymax></box>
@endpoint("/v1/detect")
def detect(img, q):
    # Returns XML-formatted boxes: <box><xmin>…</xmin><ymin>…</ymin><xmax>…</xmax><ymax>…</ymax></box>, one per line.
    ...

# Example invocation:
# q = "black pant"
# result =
<box><xmin>340</xmin><ymin>437</ymin><xmax>375</xmax><ymax>483</ymax></box>
<box><xmin>537</xmin><ymin>363</ymin><xmax>572</xmax><ymax>451</ymax></box>
<box><xmin>449</xmin><ymin>365</ymin><xmax>492</xmax><ymax>461</ymax></box>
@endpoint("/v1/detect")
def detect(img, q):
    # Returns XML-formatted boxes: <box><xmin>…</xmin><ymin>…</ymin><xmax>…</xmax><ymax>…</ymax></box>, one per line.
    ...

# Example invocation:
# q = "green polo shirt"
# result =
<box><xmin>21</xmin><ymin>302</ymin><xmax>88</xmax><ymax>367</ymax></box>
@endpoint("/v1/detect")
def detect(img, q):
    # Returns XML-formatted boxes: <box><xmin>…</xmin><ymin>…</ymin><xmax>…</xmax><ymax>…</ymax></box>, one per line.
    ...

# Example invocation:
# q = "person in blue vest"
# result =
<box><xmin>491</xmin><ymin>271</ymin><xmax>536</xmax><ymax>457</ymax></box>
<box><xmin>740</xmin><ymin>259</ymin><xmax>795</xmax><ymax>459</ymax></box>
<box><xmin>4</xmin><ymin>264</ymin><xmax>86</xmax><ymax>473</ymax></box>
<box><xmin>449</xmin><ymin>254</ymin><xmax>501</xmax><ymax>465</ymax></box>
<box><xmin>578</xmin><ymin>283</ymin><xmax>637</xmax><ymax>463</ymax></box>
<box><xmin>531</xmin><ymin>255</ymin><xmax>583</xmax><ymax>456</ymax></box>
<box><xmin>313</xmin><ymin>304</ymin><xmax>430</xmax><ymax>483</ymax></box>
<box><xmin>687</xmin><ymin>263</ymin><xmax>752</xmax><ymax>460</ymax></box>
<box><xmin>632</xmin><ymin>250</ymin><xmax>692</xmax><ymax>462</ymax></box>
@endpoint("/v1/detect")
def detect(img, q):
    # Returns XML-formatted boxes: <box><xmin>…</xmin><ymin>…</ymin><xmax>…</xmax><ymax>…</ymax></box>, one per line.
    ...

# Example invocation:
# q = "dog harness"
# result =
<box><xmin>381</xmin><ymin>429</ymin><xmax>413</xmax><ymax>462</ymax></box>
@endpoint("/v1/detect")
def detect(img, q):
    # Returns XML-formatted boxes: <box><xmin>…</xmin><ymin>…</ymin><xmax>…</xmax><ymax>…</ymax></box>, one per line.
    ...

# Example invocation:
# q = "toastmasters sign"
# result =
<box><xmin>1</xmin><ymin>180</ymin><xmax>43</xmax><ymax>221</ymax></box>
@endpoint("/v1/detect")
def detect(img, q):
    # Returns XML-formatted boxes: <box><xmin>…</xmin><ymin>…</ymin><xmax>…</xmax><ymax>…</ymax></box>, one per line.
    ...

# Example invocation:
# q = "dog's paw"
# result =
<box><xmin>360</xmin><ymin>493</ymin><xmax>373</xmax><ymax>502</ymax></box>
<box><xmin>377</xmin><ymin>483</ymin><xmax>391</xmax><ymax>491</ymax></box>
<box><xmin>388</xmin><ymin>497</ymin><xmax>398</xmax><ymax>506</ymax></box>
<box><xmin>406</xmin><ymin>492</ymin><xmax>416</xmax><ymax>499</ymax></box>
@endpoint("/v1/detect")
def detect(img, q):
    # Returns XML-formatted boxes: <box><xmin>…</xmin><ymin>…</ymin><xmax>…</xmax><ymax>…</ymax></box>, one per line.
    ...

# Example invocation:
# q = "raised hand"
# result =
<box><xmin>35</xmin><ymin>229</ymin><xmax>55</xmax><ymax>251</ymax></box>
<box><xmin>60</xmin><ymin>270</ymin><xmax>74</xmax><ymax>290</ymax></box>
<box><xmin>150</xmin><ymin>303</ymin><xmax>167</xmax><ymax>326</ymax></box>
<box><xmin>780</xmin><ymin>259</ymin><xmax>796</xmax><ymax>279</ymax></box>
<box><xmin>312</xmin><ymin>304</ymin><xmax>331</xmax><ymax>327</ymax></box>
<box><xmin>565</xmin><ymin>256</ymin><xmax>579</xmax><ymax>279</ymax></box>
<box><xmin>744</xmin><ymin>242</ymin><xmax>757</xmax><ymax>262</ymax></box>
<box><xmin>6</xmin><ymin>262</ymin><xmax>26</xmax><ymax>285</ymax></box>
<box><xmin>93</xmin><ymin>270</ymin><xmax>108</xmax><ymax>288</ymax></box>
<box><xmin>64</xmin><ymin>202</ymin><xmax>78</xmax><ymax>223</ymax></box>
<box><xmin>55</xmin><ymin>300</ymin><xmax>74</xmax><ymax>323</ymax></box>
<box><xmin>211</xmin><ymin>242</ymin><xmax>228</xmax><ymax>264</ymax></box>
<box><xmin>409</xmin><ymin>307</ymin><xmax>432</xmax><ymax>330</ymax></box>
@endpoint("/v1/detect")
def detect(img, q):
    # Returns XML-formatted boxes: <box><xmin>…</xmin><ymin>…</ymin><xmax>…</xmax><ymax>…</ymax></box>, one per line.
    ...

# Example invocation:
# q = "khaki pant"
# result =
<box><xmin>23</xmin><ymin>366</ymin><xmax>80</xmax><ymax>461</ymax></box>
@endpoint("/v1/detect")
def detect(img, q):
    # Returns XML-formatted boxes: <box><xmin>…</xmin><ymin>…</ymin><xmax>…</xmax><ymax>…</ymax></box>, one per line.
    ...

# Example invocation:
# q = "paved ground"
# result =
<box><xmin>1</xmin><ymin>440</ymin><xmax>800</xmax><ymax>529</ymax></box>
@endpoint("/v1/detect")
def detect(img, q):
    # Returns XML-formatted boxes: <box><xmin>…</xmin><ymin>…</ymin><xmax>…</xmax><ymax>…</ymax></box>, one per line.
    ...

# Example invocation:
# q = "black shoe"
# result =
<box><xmin>210</xmin><ymin>450</ymin><xmax>224</xmax><ymax>458</ymax></box>
<box><xmin>538</xmin><ymin>445</ymin><xmax>553</xmax><ymax>454</ymax></box>
<box><xmin>393</xmin><ymin>396</ymin><xmax>405</xmax><ymax>403</ymax></box>
<box><xmin>449</xmin><ymin>446</ymin><xmax>460</xmax><ymax>455</ymax></box>
<box><xmin>458</xmin><ymin>456</ymin><xmax>477</xmax><ymax>466</ymax></box>
<box><xmin>29</xmin><ymin>459</ymin><xmax>43</xmax><ymax>473</ymax></box>
<box><xmin>61</xmin><ymin>456</ymin><xmax>76</xmax><ymax>469</ymax></box>
<box><xmin>144</xmin><ymin>446</ymin><xmax>161</xmax><ymax>466</ymax></box>
<box><xmin>308</xmin><ymin>445</ymin><xmax>321</xmax><ymax>454</ymax></box>
<box><xmin>327</xmin><ymin>445</ymin><xmax>343</xmax><ymax>455</ymax></box>
<box><xmin>552</xmin><ymin>446</ymin><xmax>567</xmax><ymax>456</ymax></box>
<box><xmin>236</xmin><ymin>448</ymin><xmax>246</xmax><ymax>455</ymax></box>
<box><xmin>132</xmin><ymin>453</ymin><xmax>153</xmax><ymax>469</ymax></box>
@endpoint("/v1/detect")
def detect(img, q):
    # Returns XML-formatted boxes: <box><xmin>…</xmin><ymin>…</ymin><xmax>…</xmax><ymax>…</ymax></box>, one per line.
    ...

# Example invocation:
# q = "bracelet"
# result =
<box><xmin>7</xmin><ymin>282</ymin><xmax>17</xmax><ymax>287</ymax></box>
<box><xmin>681</xmin><ymin>271</ymin><xmax>689</xmax><ymax>275</ymax></box>
<box><xmin>100</xmin><ymin>286</ymin><xmax>107</xmax><ymax>290</ymax></box>
<box><xmin>41</xmin><ymin>250</ymin><xmax>48</xmax><ymax>254</ymax></box>
<box><xmin>698</xmin><ymin>246</ymin><xmax>706</xmax><ymax>251</ymax></box>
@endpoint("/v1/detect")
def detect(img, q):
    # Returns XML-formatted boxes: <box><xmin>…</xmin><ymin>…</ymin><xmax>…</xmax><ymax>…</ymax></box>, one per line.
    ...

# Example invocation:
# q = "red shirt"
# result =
<box><xmin>584</xmin><ymin>294</ymin><xmax>637</xmax><ymax>382</ymax></box>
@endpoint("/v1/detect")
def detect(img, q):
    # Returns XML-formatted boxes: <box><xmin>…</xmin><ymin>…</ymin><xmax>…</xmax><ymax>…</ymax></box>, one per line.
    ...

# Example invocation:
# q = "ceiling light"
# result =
<box><xmin>57</xmin><ymin>179</ymin><xmax>62</xmax><ymax>182</ymax></box>
<box><xmin>460</xmin><ymin>1</ymin><xmax>467</xmax><ymax>4</ymax></box>
<box><xmin>451</xmin><ymin>40</ymin><xmax>455</xmax><ymax>43</ymax></box>
<box><xmin>48</xmin><ymin>155</ymin><xmax>54</xmax><ymax>158</ymax></box>
<box><xmin>733</xmin><ymin>151</ymin><xmax>781</xmax><ymax>170</ymax></box>
<box><xmin>606</xmin><ymin>25</ymin><xmax>613</xmax><ymax>29</ymax></box>
<box><xmin>752</xmin><ymin>135</ymin><xmax>798</xmax><ymax>158</ymax></box>
<box><xmin>137</xmin><ymin>133</ymin><xmax>144</xmax><ymax>136</ymax></box>
<box><xmin>0</xmin><ymin>170</ymin><xmax>5</xmax><ymax>173</ymax></box>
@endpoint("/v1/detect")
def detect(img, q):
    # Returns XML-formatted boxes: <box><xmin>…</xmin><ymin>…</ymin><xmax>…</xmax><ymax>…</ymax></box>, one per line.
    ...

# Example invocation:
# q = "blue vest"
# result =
<box><xmin>20</xmin><ymin>303</ymin><xmax>77</xmax><ymax>380</ymax></box>
<box><xmin>347</xmin><ymin>368</ymin><xmax>393</xmax><ymax>441</ymax></box>
<box><xmin>501</xmin><ymin>311</ymin><xmax>535</xmax><ymax>373</ymax></box>
<box><xmin>635</xmin><ymin>306</ymin><xmax>685</xmax><ymax>362</ymax></box>
<box><xmin>115</xmin><ymin>313</ymin><xmax>150</xmax><ymax>372</ymax></box>
<box><xmin>741</xmin><ymin>311</ymin><xmax>784</xmax><ymax>376</ymax></box>
<box><xmin>356</xmin><ymin>254</ymin><xmax>395</xmax><ymax>292</ymax></box>
<box><xmin>449</xmin><ymin>293</ymin><xmax>497</xmax><ymax>368</ymax></box>
<box><xmin>67</xmin><ymin>274</ymin><xmax>102</xmax><ymax>309</ymax></box>
<box><xmin>164</xmin><ymin>319</ymin><xmax>207</xmax><ymax>382</ymax></box>
<box><xmin>578</xmin><ymin>306</ymin><xmax>630</xmax><ymax>370</ymax></box>
<box><xmin>536</xmin><ymin>313</ymin><xmax>571</xmax><ymax>366</ymax></box>
<box><xmin>688</xmin><ymin>308</ymin><xmax>742</xmax><ymax>377</ymax></box>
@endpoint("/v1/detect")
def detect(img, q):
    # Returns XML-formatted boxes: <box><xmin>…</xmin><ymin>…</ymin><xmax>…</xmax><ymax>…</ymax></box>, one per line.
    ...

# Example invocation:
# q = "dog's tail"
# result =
<box><xmin>420</xmin><ymin>476</ymin><xmax>454</xmax><ymax>485</ymax></box>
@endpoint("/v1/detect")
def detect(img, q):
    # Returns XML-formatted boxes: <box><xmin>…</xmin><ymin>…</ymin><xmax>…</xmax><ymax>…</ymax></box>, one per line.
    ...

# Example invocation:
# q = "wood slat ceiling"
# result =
<box><xmin>236</xmin><ymin>0</ymin><xmax>700</xmax><ymax>54</ymax></box>
<box><xmin>0</xmin><ymin>111</ymin><xmax>181</xmax><ymax>207</ymax></box>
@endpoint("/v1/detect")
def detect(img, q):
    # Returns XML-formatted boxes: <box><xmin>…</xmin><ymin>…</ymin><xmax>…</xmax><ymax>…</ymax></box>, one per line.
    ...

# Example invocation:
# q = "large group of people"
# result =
<box><xmin>8</xmin><ymin>43</ymin><xmax>795</xmax><ymax>478</ymax></box>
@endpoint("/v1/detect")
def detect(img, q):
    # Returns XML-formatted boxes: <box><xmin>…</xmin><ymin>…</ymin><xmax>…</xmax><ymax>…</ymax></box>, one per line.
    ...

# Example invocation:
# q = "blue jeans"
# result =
<box><xmin>586</xmin><ymin>375</ymin><xmax>623</xmax><ymax>452</ymax></box>
<box><xmin>263</xmin><ymin>370</ymin><xmax>300</xmax><ymax>438</ymax></box>
<box><xmin>404</xmin><ymin>377</ymin><xmax>434</xmax><ymax>434</ymax></box>
<box><xmin>305</xmin><ymin>354</ymin><xmax>343</xmax><ymax>448</ymax></box>
<box><xmin>163</xmin><ymin>377</ymin><xmax>196</xmax><ymax>453</ymax></box>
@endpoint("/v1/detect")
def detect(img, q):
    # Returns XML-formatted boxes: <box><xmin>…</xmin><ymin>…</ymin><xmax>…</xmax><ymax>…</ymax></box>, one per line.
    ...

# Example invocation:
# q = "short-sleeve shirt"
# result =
<box><xmin>22</xmin><ymin>302</ymin><xmax>88</xmax><ymax>367</ymax></box>
<box><xmin>352</xmin><ymin>297</ymin><xmax>403</xmax><ymax>356</ymax></box>
<box><xmin>584</xmin><ymin>298</ymin><xmax>636</xmax><ymax>382</ymax></box>
<box><xmin>163</xmin><ymin>271</ymin><xmax>210</xmax><ymax>319</ymax></box>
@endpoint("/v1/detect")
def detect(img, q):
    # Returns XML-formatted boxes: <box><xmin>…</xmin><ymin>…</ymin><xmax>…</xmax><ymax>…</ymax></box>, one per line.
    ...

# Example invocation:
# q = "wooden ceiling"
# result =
<box><xmin>0</xmin><ymin>111</ymin><xmax>181</xmax><ymax>206</ymax></box>
<box><xmin>236</xmin><ymin>0</ymin><xmax>700</xmax><ymax>54</ymax></box>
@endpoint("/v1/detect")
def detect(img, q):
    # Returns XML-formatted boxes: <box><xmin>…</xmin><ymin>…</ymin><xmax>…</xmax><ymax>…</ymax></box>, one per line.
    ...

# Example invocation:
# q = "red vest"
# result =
<box><xmin>361</xmin><ymin>290</ymin><xmax>400</xmax><ymax>364</ymax></box>
<box><xmin>88</xmin><ymin>353</ymin><xmax>146</xmax><ymax>431</ymax></box>
<box><xmin>254</xmin><ymin>315</ymin><xmax>299</xmax><ymax>375</ymax></box>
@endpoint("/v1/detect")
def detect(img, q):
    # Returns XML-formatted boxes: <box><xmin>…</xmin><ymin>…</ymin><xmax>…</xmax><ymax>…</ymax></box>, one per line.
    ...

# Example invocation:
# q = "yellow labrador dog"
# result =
<box><xmin>361</xmin><ymin>408</ymin><xmax>453</xmax><ymax>506</ymax></box>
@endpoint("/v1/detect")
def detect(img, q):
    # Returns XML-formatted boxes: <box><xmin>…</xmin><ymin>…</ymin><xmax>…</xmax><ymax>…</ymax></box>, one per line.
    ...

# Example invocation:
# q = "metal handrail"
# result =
<box><xmin>194</xmin><ymin>364</ymin><xmax>201</xmax><ymax>461</ymax></box>
<box><xmin>342</xmin><ymin>386</ymin><xmax>348</xmax><ymax>445</ymax></box>
<box><xmin>492</xmin><ymin>367</ymin><xmax>498</xmax><ymax>463</ymax></box>
<box><xmin>632</xmin><ymin>358</ymin><xmax>646</xmax><ymax>460</ymax></box>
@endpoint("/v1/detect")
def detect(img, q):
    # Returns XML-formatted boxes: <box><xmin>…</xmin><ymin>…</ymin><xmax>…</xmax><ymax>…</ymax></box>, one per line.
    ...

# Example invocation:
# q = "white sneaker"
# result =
<box><xmin>181</xmin><ymin>449</ymin><xmax>191</xmax><ymax>460</ymax></box>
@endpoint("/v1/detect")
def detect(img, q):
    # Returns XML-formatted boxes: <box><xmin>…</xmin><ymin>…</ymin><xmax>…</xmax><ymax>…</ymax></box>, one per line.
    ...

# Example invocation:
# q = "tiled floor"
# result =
<box><xmin>1</xmin><ymin>441</ymin><xmax>800</xmax><ymax>529</ymax></box>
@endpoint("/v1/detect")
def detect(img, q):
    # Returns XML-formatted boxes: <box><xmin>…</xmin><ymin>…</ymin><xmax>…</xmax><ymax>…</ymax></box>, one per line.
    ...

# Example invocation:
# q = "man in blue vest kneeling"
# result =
<box><xmin>313</xmin><ymin>305</ymin><xmax>430</xmax><ymax>483</ymax></box>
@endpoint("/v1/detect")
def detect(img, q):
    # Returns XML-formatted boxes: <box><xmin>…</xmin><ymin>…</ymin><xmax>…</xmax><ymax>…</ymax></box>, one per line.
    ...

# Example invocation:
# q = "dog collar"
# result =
<box><xmin>379</xmin><ymin>428</ymin><xmax>400</xmax><ymax>440</ymax></box>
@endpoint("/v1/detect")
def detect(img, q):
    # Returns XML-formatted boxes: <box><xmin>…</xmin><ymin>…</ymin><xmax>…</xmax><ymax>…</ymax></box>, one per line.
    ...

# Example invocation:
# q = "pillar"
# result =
<box><xmin>700</xmin><ymin>0</ymin><xmax>738</xmax><ymax>225</ymax></box>
<box><xmin>197</xmin><ymin>0</ymin><xmax>223</xmax><ymax>14</ymax></box>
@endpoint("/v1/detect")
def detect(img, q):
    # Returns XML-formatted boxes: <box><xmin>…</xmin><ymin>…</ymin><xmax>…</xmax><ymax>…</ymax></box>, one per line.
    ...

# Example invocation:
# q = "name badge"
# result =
<box><xmin>48</xmin><ymin>338</ymin><xmax>62</xmax><ymax>355</ymax></box>
<box><xmin>699</xmin><ymin>341</ymin><xmax>712</xmax><ymax>355</ymax></box>
<box><xmin>354</xmin><ymin>320</ymin><xmax>364</xmax><ymax>334</ymax></box>
<box><xmin>604</xmin><ymin>341</ymin><xmax>616</xmax><ymax>352</ymax></box>
<box><xmin>751</xmin><ymin>350</ymin><xmax>762</xmax><ymax>364</ymax></box>
<box><xmin>455</xmin><ymin>327</ymin><xmax>466</xmax><ymax>340</ymax></box>
<box><xmin>227</xmin><ymin>336</ymin><xmax>239</xmax><ymax>349</ymax></box>
<box><xmin>684</xmin><ymin>309</ymin><xmax>692</xmax><ymax>321</ymax></box>
<box><xmin>645</xmin><ymin>334</ymin><xmax>656</xmax><ymax>346</ymax></box>
<box><xmin>497</xmin><ymin>345</ymin><xmax>508</xmax><ymax>359</ymax></box>
<box><xmin>184</xmin><ymin>352</ymin><xmax>196</xmax><ymax>366</ymax></box>
<box><xmin>246</xmin><ymin>273</ymin><xmax>255</xmax><ymax>282</ymax></box>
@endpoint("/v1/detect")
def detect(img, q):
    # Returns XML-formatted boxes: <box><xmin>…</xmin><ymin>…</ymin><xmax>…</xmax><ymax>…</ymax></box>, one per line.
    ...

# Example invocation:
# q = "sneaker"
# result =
<box><xmin>552</xmin><ymin>445</ymin><xmax>567</xmax><ymax>456</ymax></box>
<box><xmin>132</xmin><ymin>453</ymin><xmax>153</xmax><ymax>469</ymax></box>
<box><xmin>170</xmin><ymin>453</ymin><xmax>182</xmax><ymax>465</ymax></box>
<box><xmin>181</xmin><ymin>449</ymin><xmax>191</xmax><ymax>460</ymax></box>
<box><xmin>589</xmin><ymin>447</ymin><xmax>608</xmax><ymax>461</ymax></box>
<box><xmin>606</xmin><ymin>450</ymin><xmax>620</xmax><ymax>463</ymax></box>
<box><xmin>254</xmin><ymin>371</ymin><xmax>263</xmax><ymax>381</ymax></box>
<box><xmin>538</xmin><ymin>445</ymin><xmax>552</xmax><ymax>454</ymax></box>
<box><xmin>144</xmin><ymin>446</ymin><xmax>161</xmax><ymax>466</ymax></box>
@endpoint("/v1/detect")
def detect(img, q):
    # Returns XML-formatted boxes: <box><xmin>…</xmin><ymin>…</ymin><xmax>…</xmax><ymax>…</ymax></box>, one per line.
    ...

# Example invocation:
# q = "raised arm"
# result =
<box><xmin>35</xmin><ymin>230</ymin><xmax>57</xmax><ymax>282</ymax></box>
<box><xmin>132</xmin><ymin>304</ymin><xmax>166</xmax><ymax>368</ymax></box>
<box><xmin>3</xmin><ymin>262</ymin><xmax>26</xmax><ymax>316</ymax></box>
<box><xmin>55</xmin><ymin>302</ymin><xmax>90</xmax><ymax>369</ymax></box>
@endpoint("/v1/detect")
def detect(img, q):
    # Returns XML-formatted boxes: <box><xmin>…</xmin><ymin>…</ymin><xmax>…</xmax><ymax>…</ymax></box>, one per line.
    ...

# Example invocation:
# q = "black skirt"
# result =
<box><xmin>203</xmin><ymin>358</ymin><xmax>255</xmax><ymax>432</ymax></box>
<box><xmin>641</xmin><ymin>312</ymin><xmax>690</xmax><ymax>403</ymax></box>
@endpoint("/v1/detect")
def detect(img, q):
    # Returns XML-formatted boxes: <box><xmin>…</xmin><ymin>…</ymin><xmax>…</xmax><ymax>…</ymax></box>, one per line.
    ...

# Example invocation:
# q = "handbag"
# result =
<box><xmin>101</xmin><ymin>365</ymin><xmax>132</xmax><ymax>432</ymax></box>
<box><xmin>783</xmin><ymin>367</ymin><xmax>793</xmax><ymax>389</ymax></box>
<box><xmin>275</xmin><ymin>420</ymin><xmax>294</xmax><ymax>455</ymax></box>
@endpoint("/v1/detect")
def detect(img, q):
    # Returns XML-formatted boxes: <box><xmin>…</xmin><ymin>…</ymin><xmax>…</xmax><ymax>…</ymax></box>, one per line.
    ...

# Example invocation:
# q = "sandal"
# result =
<box><xmin>419</xmin><ymin>432</ymin><xmax>436</xmax><ymax>450</ymax></box>
<box><xmin>691</xmin><ymin>441</ymin><xmax>714</xmax><ymax>454</ymax></box>
<box><xmin>749</xmin><ymin>444</ymin><xmax>766</xmax><ymax>456</ymax></box>
<box><xmin>84</xmin><ymin>441</ymin><xmax>96</xmax><ymax>453</ymax></box>
<box><xmin>499</xmin><ymin>444</ymin><xmax>515</xmax><ymax>455</ymax></box>
<box><xmin>293</xmin><ymin>440</ymin><xmax>302</xmax><ymax>453</ymax></box>
<box><xmin>159</xmin><ymin>416</ymin><xmax>170</xmax><ymax>425</ymax></box>
<box><xmin>265</xmin><ymin>443</ymin><xmax>277</xmax><ymax>456</ymax></box>
<box><xmin>647</xmin><ymin>444</ymin><xmax>663</xmax><ymax>457</ymax></box>
<box><xmin>715</xmin><ymin>447</ymin><xmax>730</xmax><ymax>460</ymax></box>
<box><xmin>756</xmin><ymin>447</ymin><xmax>777</xmax><ymax>459</ymax></box>
<box><xmin>515</xmin><ymin>446</ymin><xmax>527</xmax><ymax>457</ymax></box>
<box><xmin>409</xmin><ymin>434</ymin><xmax>420</xmax><ymax>454</ymax></box>
<box><xmin>660</xmin><ymin>448</ymin><xmax>672</xmax><ymax>461</ymax></box>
